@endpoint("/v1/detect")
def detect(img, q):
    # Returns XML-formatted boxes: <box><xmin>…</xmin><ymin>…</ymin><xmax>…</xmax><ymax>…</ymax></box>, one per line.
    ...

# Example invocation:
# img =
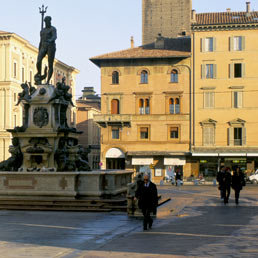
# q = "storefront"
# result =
<box><xmin>105</xmin><ymin>148</ymin><xmax>125</xmax><ymax>169</ymax></box>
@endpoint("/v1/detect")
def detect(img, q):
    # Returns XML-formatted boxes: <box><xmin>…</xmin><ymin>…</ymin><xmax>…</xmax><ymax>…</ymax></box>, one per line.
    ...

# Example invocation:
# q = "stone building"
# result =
<box><xmin>142</xmin><ymin>0</ymin><xmax>192</xmax><ymax>44</ymax></box>
<box><xmin>0</xmin><ymin>30</ymin><xmax>78</xmax><ymax>162</ymax></box>
<box><xmin>191</xmin><ymin>2</ymin><xmax>258</xmax><ymax>177</ymax></box>
<box><xmin>76</xmin><ymin>87</ymin><xmax>101</xmax><ymax>169</ymax></box>
<box><xmin>91</xmin><ymin>37</ymin><xmax>191</xmax><ymax>183</ymax></box>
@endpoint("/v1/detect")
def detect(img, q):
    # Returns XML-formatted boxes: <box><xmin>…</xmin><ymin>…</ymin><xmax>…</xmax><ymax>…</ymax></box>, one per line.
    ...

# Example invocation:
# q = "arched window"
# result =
<box><xmin>171</xmin><ymin>69</ymin><xmax>178</xmax><ymax>83</ymax></box>
<box><xmin>112</xmin><ymin>71</ymin><xmax>119</xmax><ymax>84</ymax></box>
<box><xmin>111</xmin><ymin>99</ymin><xmax>120</xmax><ymax>114</ymax></box>
<box><xmin>141</xmin><ymin>70</ymin><xmax>148</xmax><ymax>84</ymax></box>
<box><xmin>169</xmin><ymin>98</ymin><xmax>174</xmax><ymax>114</ymax></box>
<box><xmin>175</xmin><ymin>98</ymin><xmax>180</xmax><ymax>114</ymax></box>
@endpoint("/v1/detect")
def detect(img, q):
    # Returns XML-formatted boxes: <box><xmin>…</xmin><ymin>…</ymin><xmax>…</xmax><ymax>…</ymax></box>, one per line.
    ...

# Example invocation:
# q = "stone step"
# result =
<box><xmin>0</xmin><ymin>205</ymin><xmax>112</xmax><ymax>212</ymax></box>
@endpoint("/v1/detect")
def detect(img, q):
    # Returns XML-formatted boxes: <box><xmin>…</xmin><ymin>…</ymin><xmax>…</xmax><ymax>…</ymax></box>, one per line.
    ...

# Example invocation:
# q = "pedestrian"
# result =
<box><xmin>175</xmin><ymin>168</ymin><xmax>182</xmax><ymax>186</ymax></box>
<box><xmin>217</xmin><ymin>166</ymin><xmax>226</xmax><ymax>200</ymax></box>
<box><xmin>222</xmin><ymin>167</ymin><xmax>232</xmax><ymax>204</ymax></box>
<box><xmin>135</xmin><ymin>174</ymin><xmax>158</xmax><ymax>230</ymax></box>
<box><xmin>231</xmin><ymin>167</ymin><xmax>245</xmax><ymax>205</ymax></box>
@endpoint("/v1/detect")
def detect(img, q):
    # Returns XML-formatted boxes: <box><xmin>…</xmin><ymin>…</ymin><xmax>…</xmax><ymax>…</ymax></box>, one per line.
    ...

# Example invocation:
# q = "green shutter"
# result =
<box><xmin>242</xmin><ymin>63</ymin><xmax>246</xmax><ymax>78</ymax></box>
<box><xmin>201</xmin><ymin>64</ymin><xmax>205</xmax><ymax>79</ymax></box>
<box><xmin>238</xmin><ymin>92</ymin><xmax>243</xmax><ymax>108</ymax></box>
<box><xmin>229</xmin><ymin>63</ymin><xmax>233</xmax><ymax>78</ymax></box>
<box><xmin>213</xmin><ymin>64</ymin><xmax>217</xmax><ymax>79</ymax></box>
<box><xmin>229</xmin><ymin>37</ymin><xmax>233</xmax><ymax>51</ymax></box>
<box><xmin>213</xmin><ymin>37</ymin><xmax>216</xmax><ymax>52</ymax></box>
<box><xmin>242</xmin><ymin>127</ymin><xmax>246</xmax><ymax>145</ymax></box>
<box><xmin>228</xmin><ymin>127</ymin><xmax>234</xmax><ymax>146</ymax></box>
<box><xmin>242</xmin><ymin>36</ymin><xmax>245</xmax><ymax>51</ymax></box>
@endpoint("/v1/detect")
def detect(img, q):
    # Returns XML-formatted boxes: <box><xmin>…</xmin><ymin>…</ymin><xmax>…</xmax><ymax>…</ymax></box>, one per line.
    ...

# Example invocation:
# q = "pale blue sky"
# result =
<box><xmin>0</xmin><ymin>0</ymin><xmax>257</xmax><ymax>97</ymax></box>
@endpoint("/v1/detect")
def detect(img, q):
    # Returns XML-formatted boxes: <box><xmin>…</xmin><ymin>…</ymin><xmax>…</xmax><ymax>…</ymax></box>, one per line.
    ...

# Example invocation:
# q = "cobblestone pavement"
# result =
<box><xmin>0</xmin><ymin>185</ymin><xmax>257</xmax><ymax>257</ymax></box>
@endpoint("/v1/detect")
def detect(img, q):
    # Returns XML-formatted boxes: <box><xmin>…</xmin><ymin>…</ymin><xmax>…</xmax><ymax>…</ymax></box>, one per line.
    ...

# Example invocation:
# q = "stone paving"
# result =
<box><xmin>0</xmin><ymin>185</ymin><xmax>257</xmax><ymax>257</ymax></box>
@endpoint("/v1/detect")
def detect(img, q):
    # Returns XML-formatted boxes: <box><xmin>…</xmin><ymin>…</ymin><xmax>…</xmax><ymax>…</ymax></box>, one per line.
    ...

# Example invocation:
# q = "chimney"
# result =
<box><xmin>155</xmin><ymin>33</ymin><xmax>165</xmax><ymax>49</ymax></box>
<box><xmin>130</xmin><ymin>36</ymin><xmax>134</xmax><ymax>48</ymax></box>
<box><xmin>191</xmin><ymin>9</ymin><xmax>196</xmax><ymax>22</ymax></box>
<box><xmin>246</xmin><ymin>2</ymin><xmax>251</xmax><ymax>13</ymax></box>
<box><xmin>226</xmin><ymin>8</ymin><xmax>231</xmax><ymax>12</ymax></box>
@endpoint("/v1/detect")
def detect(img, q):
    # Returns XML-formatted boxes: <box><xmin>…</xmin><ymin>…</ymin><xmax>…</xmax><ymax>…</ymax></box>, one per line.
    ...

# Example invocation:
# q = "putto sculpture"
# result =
<box><xmin>0</xmin><ymin>6</ymin><xmax>90</xmax><ymax>172</ymax></box>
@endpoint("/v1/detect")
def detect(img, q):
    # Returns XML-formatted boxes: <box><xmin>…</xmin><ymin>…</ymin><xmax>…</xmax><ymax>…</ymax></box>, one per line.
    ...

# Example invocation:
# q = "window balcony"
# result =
<box><xmin>93</xmin><ymin>114</ymin><xmax>132</xmax><ymax>128</ymax></box>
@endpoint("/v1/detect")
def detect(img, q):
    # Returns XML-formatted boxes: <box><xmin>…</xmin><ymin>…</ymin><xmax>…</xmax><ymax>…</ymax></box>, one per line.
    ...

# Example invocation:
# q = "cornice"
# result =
<box><xmin>192</xmin><ymin>23</ymin><xmax>258</xmax><ymax>32</ymax></box>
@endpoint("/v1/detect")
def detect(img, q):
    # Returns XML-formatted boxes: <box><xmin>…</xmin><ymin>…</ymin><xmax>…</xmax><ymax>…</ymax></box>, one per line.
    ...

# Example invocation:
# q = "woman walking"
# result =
<box><xmin>231</xmin><ymin>167</ymin><xmax>245</xmax><ymax>205</ymax></box>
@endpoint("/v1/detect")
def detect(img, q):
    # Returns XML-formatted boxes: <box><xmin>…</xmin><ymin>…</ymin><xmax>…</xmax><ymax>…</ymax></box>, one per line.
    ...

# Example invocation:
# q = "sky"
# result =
<box><xmin>1</xmin><ymin>0</ymin><xmax>257</xmax><ymax>98</ymax></box>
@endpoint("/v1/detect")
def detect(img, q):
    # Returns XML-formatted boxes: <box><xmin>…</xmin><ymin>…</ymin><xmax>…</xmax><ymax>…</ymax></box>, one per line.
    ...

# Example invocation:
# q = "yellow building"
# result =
<box><xmin>91</xmin><ymin>36</ymin><xmax>192</xmax><ymax>183</ymax></box>
<box><xmin>0</xmin><ymin>30</ymin><xmax>79</xmax><ymax>162</ymax></box>
<box><xmin>191</xmin><ymin>4</ymin><xmax>258</xmax><ymax>177</ymax></box>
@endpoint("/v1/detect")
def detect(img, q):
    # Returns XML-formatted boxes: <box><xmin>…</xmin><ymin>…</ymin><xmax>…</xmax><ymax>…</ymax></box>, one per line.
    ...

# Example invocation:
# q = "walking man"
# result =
<box><xmin>136</xmin><ymin>174</ymin><xmax>158</xmax><ymax>230</ymax></box>
<box><xmin>223</xmin><ymin>167</ymin><xmax>232</xmax><ymax>204</ymax></box>
<box><xmin>217</xmin><ymin>166</ymin><xmax>226</xmax><ymax>200</ymax></box>
<box><xmin>232</xmin><ymin>167</ymin><xmax>245</xmax><ymax>205</ymax></box>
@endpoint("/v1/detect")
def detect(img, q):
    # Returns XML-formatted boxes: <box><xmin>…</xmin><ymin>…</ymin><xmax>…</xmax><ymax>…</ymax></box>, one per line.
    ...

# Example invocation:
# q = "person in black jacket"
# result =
<box><xmin>135</xmin><ymin>174</ymin><xmax>158</xmax><ymax>230</ymax></box>
<box><xmin>222</xmin><ymin>167</ymin><xmax>232</xmax><ymax>204</ymax></box>
<box><xmin>217</xmin><ymin>167</ymin><xmax>226</xmax><ymax>200</ymax></box>
<box><xmin>232</xmin><ymin>167</ymin><xmax>245</xmax><ymax>205</ymax></box>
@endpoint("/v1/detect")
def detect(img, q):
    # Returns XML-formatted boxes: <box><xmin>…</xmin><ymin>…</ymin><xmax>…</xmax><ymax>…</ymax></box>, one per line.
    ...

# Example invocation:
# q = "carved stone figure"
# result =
<box><xmin>16</xmin><ymin>82</ymin><xmax>31</xmax><ymax>106</ymax></box>
<box><xmin>35</xmin><ymin>16</ymin><xmax>57</xmax><ymax>85</ymax></box>
<box><xmin>0</xmin><ymin>138</ymin><xmax>23</xmax><ymax>171</ymax></box>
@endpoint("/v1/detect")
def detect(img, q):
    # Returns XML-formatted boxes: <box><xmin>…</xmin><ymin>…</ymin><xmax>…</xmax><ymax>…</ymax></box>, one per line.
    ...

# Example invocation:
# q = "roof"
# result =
<box><xmin>195</xmin><ymin>11</ymin><xmax>258</xmax><ymax>26</ymax></box>
<box><xmin>90</xmin><ymin>37</ymin><xmax>191</xmax><ymax>66</ymax></box>
<box><xmin>0</xmin><ymin>30</ymin><xmax>9</xmax><ymax>34</ymax></box>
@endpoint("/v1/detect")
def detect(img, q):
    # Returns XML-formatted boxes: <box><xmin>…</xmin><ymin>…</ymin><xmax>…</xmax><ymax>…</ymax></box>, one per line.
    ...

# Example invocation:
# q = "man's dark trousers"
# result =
<box><xmin>142</xmin><ymin>207</ymin><xmax>153</xmax><ymax>230</ymax></box>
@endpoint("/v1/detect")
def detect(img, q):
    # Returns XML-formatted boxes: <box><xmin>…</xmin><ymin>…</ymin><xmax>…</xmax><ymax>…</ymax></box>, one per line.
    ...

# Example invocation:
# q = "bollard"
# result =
<box><xmin>194</xmin><ymin>179</ymin><xmax>199</xmax><ymax>186</ymax></box>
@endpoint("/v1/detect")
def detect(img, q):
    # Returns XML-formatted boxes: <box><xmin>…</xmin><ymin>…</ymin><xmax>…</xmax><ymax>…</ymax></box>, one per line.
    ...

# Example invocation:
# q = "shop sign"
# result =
<box><xmin>200</xmin><ymin>160</ymin><xmax>207</xmax><ymax>163</ymax></box>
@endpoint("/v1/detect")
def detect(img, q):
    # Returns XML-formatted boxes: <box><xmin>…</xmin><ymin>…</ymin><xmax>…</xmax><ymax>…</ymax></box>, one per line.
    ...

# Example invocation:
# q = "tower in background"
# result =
<box><xmin>142</xmin><ymin>0</ymin><xmax>192</xmax><ymax>45</ymax></box>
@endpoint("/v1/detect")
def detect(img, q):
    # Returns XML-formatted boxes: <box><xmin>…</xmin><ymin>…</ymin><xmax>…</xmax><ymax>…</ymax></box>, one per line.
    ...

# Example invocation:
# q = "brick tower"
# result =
<box><xmin>142</xmin><ymin>0</ymin><xmax>192</xmax><ymax>45</ymax></box>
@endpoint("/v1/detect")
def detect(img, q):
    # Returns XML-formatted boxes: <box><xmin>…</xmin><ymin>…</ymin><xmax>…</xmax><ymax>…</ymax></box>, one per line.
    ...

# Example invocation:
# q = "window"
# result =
<box><xmin>170</xmin><ymin>127</ymin><xmax>179</xmax><ymax>139</ymax></box>
<box><xmin>169</xmin><ymin>98</ymin><xmax>180</xmax><ymax>114</ymax></box>
<box><xmin>234</xmin><ymin>127</ymin><xmax>242</xmax><ymax>146</ymax></box>
<box><xmin>202</xmin><ymin>64</ymin><xmax>217</xmax><ymax>79</ymax></box>
<box><xmin>233</xmin><ymin>91</ymin><xmax>243</xmax><ymax>108</ymax></box>
<box><xmin>22</xmin><ymin>67</ymin><xmax>25</xmax><ymax>82</ymax></box>
<box><xmin>203</xmin><ymin>127</ymin><xmax>215</xmax><ymax>146</ymax></box>
<box><xmin>230</xmin><ymin>36</ymin><xmax>245</xmax><ymax>51</ymax></box>
<box><xmin>206</xmin><ymin>64</ymin><xmax>214</xmax><ymax>78</ymax></box>
<box><xmin>13</xmin><ymin>62</ymin><xmax>17</xmax><ymax>78</ymax></box>
<box><xmin>201</xmin><ymin>37</ymin><xmax>215</xmax><ymax>52</ymax></box>
<box><xmin>139</xmin><ymin>98</ymin><xmax>150</xmax><ymax>114</ymax></box>
<box><xmin>234</xmin><ymin>63</ymin><xmax>242</xmax><ymax>78</ymax></box>
<box><xmin>140</xmin><ymin>70</ymin><xmax>148</xmax><ymax>84</ymax></box>
<box><xmin>140</xmin><ymin>127</ymin><xmax>149</xmax><ymax>139</ymax></box>
<box><xmin>205</xmin><ymin>37</ymin><xmax>214</xmax><ymax>52</ymax></box>
<box><xmin>204</xmin><ymin>92</ymin><xmax>215</xmax><ymax>108</ymax></box>
<box><xmin>112</xmin><ymin>71</ymin><xmax>119</xmax><ymax>84</ymax></box>
<box><xmin>171</xmin><ymin>70</ymin><xmax>178</xmax><ymax>83</ymax></box>
<box><xmin>111</xmin><ymin>99</ymin><xmax>120</xmax><ymax>114</ymax></box>
<box><xmin>111</xmin><ymin>127</ymin><xmax>120</xmax><ymax>139</ymax></box>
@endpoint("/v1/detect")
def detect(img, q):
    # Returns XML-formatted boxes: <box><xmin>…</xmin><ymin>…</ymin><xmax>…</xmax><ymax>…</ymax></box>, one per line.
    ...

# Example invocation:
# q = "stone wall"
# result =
<box><xmin>142</xmin><ymin>0</ymin><xmax>192</xmax><ymax>44</ymax></box>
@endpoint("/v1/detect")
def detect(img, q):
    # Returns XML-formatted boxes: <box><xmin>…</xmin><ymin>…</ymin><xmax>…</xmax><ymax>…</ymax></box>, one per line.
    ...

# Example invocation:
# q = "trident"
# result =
<box><xmin>39</xmin><ymin>4</ymin><xmax>48</xmax><ymax>30</ymax></box>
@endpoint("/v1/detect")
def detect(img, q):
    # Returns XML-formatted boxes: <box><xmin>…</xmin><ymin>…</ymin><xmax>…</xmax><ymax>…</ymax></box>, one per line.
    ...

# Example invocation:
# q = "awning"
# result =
<box><xmin>164</xmin><ymin>158</ymin><xmax>186</xmax><ymax>166</ymax></box>
<box><xmin>105</xmin><ymin>148</ymin><xmax>125</xmax><ymax>158</ymax></box>
<box><xmin>192</xmin><ymin>153</ymin><xmax>218</xmax><ymax>157</ymax></box>
<box><xmin>132</xmin><ymin>158</ymin><xmax>153</xmax><ymax>165</ymax></box>
<box><xmin>247</xmin><ymin>153</ymin><xmax>258</xmax><ymax>157</ymax></box>
<box><xmin>219</xmin><ymin>153</ymin><xmax>246</xmax><ymax>157</ymax></box>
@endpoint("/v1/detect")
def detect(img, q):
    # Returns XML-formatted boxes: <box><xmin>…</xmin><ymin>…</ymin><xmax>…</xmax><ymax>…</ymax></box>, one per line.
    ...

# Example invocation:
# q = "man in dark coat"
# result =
<box><xmin>217</xmin><ymin>166</ymin><xmax>226</xmax><ymax>200</ymax></box>
<box><xmin>222</xmin><ymin>167</ymin><xmax>232</xmax><ymax>204</ymax></box>
<box><xmin>136</xmin><ymin>174</ymin><xmax>158</xmax><ymax>230</ymax></box>
<box><xmin>232</xmin><ymin>167</ymin><xmax>245</xmax><ymax>205</ymax></box>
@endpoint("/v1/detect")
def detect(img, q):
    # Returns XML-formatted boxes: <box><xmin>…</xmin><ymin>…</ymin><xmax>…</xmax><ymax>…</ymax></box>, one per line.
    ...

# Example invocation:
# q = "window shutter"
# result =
<box><xmin>228</xmin><ymin>127</ymin><xmax>234</xmax><ymax>146</ymax></box>
<box><xmin>203</xmin><ymin>127</ymin><xmax>209</xmax><ymax>146</ymax></box>
<box><xmin>242</xmin><ymin>127</ymin><xmax>246</xmax><ymax>145</ymax></box>
<box><xmin>201</xmin><ymin>64</ymin><xmax>205</xmax><ymax>79</ymax></box>
<box><xmin>229</xmin><ymin>63</ymin><xmax>233</xmax><ymax>78</ymax></box>
<box><xmin>210</xmin><ymin>127</ymin><xmax>215</xmax><ymax>145</ymax></box>
<box><xmin>201</xmin><ymin>38</ymin><xmax>205</xmax><ymax>52</ymax></box>
<box><xmin>213</xmin><ymin>64</ymin><xmax>217</xmax><ymax>79</ymax></box>
<box><xmin>231</xmin><ymin>92</ymin><xmax>234</xmax><ymax>108</ymax></box>
<box><xmin>211</xmin><ymin>92</ymin><xmax>215</xmax><ymax>108</ymax></box>
<box><xmin>242</xmin><ymin>63</ymin><xmax>246</xmax><ymax>78</ymax></box>
<box><xmin>242</xmin><ymin>36</ymin><xmax>245</xmax><ymax>51</ymax></box>
<box><xmin>204</xmin><ymin>93</ymin><xmax>208</xmax><ymax>108</ymax></box>
<box><xmin>213</xmin><ymin>37</ymin><xmax>216</xmax><ymax>51</ymax></box>
<box><xmin>238</xmin><ymin>92</ymin><xmax>243</xmax><ymax>108</ymax></box>
<box><xmin>229</xmin><ymin>37</ymin><xmax>233</xmax><ymax>51</ymax></box>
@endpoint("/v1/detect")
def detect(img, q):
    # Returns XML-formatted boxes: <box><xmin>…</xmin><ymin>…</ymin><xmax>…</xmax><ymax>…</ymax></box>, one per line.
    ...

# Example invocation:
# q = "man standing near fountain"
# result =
<box><xmin>35</xmin><ymin>15</ymin><xmax>57</xmax><ymax>85</ymax></box>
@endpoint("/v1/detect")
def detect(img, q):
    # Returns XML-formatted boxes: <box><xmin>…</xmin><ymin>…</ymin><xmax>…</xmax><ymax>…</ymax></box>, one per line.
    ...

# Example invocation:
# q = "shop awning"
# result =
<box><xmin>219</xmin><ymin>153</ymin><xmax>246</xmax><ymax>157</ymax></box>
<box><xmin>132</xmin><ymin>158</ymin><xmax>154</xmax><ymax>165</ymax></box>
<box><xmin>192</xmin><ymin>153</ymin><xmax>218</xmax><ymax>157</ymax></box>
<box><xmin>105</xmin><ymin>148</ymin><xmax>125</xmax><ymax>158</ymax></box>
<box><xmin>164</xmin><ymin>158</ymin><xmax>186</xmax><ymax>166</ymax></box>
